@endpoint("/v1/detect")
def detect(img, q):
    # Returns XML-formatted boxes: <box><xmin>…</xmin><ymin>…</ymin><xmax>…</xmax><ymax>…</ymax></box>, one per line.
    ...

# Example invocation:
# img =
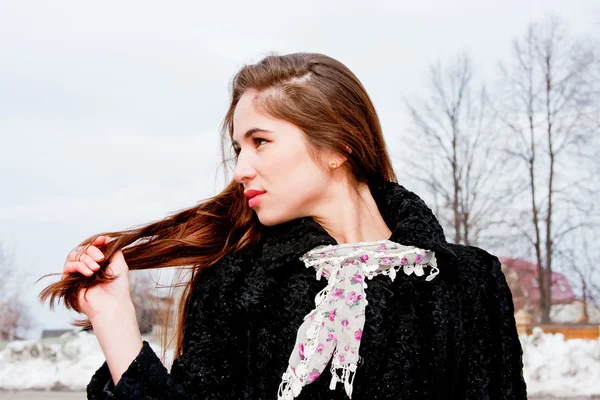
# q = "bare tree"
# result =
<box><xmin>404</xmin><ymin>54</ymin><xmax>517</xmax><ymax>247</ymax></box>
<box><xmin>0</xmin><ymin>243</ymin><xmax>34</xmax><ymax>340</ymax></box>
<box><xmin>499</xmin><ymin>16</ymin><xmax>600</xmax><ymax>323</ymax></box>
<box><xmin>0</xmin><ymin>298</ymin><xmax>34</xmax><ymax>340</ymax></box>
<box><xmin>555</xmin><ymin>231</ymin><xmax>600</xmax><ymax>323</ymax></box>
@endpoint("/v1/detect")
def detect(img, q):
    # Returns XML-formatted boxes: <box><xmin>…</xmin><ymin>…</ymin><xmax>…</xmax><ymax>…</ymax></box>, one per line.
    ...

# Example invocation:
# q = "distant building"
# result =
<box><xmin>500</xmin><ymin>257</ymin><xmax>578</xmax><ymax>322</ymax></box>
<box><xmin>0</xmin><ymin>331</ymin><xmax>25</xmax><ymax>341</ymax></box>
<box><xmin>40</xmin><ymin>329</ymin><xmax>77</xmax><ymax>339</ymax></box>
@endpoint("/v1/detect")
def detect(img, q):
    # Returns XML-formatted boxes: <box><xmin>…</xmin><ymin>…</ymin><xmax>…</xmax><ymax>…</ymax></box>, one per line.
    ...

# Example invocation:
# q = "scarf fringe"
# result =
<box><xmin>278</xmin><ymin>366</ymin><xmax>303</xmax><ymax>399</ymax></box>
<box><xmin>278</xmin><ymin>276</ymin><xmax>335</xmax><ymax>400</ymax></box>
<box><xmin>329</xmin><ymin>362</ymin><xmax>358</xmax><ymax>398</ymax></box>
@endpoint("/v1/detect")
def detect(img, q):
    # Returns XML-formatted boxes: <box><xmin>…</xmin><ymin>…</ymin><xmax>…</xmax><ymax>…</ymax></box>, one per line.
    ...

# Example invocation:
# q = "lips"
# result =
<box><xmin>244</xmin><ymin>190</ymin><xmax>266</xmax><ymax>208</ymax></box>
<box><xmin>244</xmin><ymin>190</ymin><xmax>266</xmax><ymax>200</ymax></box>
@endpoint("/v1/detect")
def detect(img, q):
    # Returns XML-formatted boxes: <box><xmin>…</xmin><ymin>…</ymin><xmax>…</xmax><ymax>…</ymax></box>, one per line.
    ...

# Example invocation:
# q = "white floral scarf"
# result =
<box><xmin>277</xmin><ymin>239</ymin><xmax>439</xmax><ymax>399</ymax></box>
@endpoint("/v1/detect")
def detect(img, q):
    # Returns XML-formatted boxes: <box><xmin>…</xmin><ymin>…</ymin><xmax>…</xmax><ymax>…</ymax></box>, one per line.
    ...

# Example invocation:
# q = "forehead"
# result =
<box><xmin>233</xmin><ymin>91</ymin><xmax>264</xmax><ymax>123</ymax></box>
<box><xmin>234</xmin><ymin>90</ymin><xmax>259</xmax><ymax>117</ymax></box>
<box><xmin>232</xmin><ymin>91</ymin><xmax>275</xmax><ymax>141</ymax></box>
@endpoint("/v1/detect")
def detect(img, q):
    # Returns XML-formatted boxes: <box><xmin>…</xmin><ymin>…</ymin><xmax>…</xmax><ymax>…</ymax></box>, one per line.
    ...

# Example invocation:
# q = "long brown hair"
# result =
<box><xmin>39</xmin><ymin>52</ymin><xmax>397</xmax><ymax>361</ymax></box>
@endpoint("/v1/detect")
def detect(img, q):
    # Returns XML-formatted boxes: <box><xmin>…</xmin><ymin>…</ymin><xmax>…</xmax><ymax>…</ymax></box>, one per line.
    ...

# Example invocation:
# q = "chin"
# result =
<box><xmin>254</xmin><ymin>210</ymin><xmax>297</xmax><ymax>227</ymax></box>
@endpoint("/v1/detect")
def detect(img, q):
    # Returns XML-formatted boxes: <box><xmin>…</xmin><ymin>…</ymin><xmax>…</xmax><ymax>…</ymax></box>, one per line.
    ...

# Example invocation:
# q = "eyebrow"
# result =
<box><xmin>231</xmin><ymin>128</ymin><xmax>272</xmax><ymax>147</ymax></box>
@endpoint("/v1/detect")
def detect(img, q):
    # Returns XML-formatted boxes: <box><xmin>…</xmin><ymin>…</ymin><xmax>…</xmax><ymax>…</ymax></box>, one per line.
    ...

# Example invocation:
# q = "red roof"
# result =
<box><xmin>499</xmin><ymin>257</ymin><xmax>578</xmax><ymax>304</ymax></box>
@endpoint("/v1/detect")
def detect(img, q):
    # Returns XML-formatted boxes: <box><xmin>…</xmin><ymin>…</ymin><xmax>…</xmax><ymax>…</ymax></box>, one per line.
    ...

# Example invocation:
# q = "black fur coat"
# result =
<box><xmin>87</xmin><ymin>181</ymin><xmax>527</xmax><ymax>399</ymax></box>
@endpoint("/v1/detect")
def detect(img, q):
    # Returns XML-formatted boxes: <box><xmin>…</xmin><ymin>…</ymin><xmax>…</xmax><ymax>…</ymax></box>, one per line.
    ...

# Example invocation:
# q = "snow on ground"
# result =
<box><xmin>1</xmin><ymin>328</ymin><xmax>599</xmax><ymax>395</ymax></box>
<box><xmin>0</xmin><ymin>331</ymin><xmax>170</xmax><ymax>391</ymax></box>
<box><xmin>520</xmin><ymin>328</ymin><xmax>600</xmax><ymax>397</ymax></box>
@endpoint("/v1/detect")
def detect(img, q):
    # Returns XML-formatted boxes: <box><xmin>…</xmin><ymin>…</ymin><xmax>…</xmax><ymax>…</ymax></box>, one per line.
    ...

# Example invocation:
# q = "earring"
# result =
<box><xmin>330</xmin><ymin>161</ymin><xmax>338</xmax><ymax>169</ymax></box>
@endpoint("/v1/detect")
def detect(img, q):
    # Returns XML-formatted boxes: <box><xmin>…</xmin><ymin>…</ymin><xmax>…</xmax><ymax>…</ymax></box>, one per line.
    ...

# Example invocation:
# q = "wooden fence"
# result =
<box><xmin>517</xmin><ymin>323</ymin><xmax>600</xmax><ymax>340</ymax></box>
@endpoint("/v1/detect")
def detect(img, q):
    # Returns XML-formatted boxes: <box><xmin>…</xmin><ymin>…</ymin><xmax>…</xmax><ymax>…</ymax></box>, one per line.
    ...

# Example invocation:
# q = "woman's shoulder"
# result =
<box><xmin>444</xmin><ymin>242</ymin><xmax>502</xmax><ymax>276</ymax></box>
<box><xmin>443</xmin><ymin>242</ymin><xmax>515</xmax><ymax>313</ymax></box>
<box><xmin>197</xmin><ymin>246</ymin><xmax>253</xmax><ymax>280</ymax></box>
<box><xmin>185</xmin><ymin>249</ymin><xmax>252</xmax><ymax>321</ymax></box>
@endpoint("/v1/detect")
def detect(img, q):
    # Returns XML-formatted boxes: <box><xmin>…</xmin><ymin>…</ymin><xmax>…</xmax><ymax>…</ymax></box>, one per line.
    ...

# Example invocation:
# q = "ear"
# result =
<box><xmin>335</xmin><ymin>146</ymin><xmax>352</xmax><ymax>166</ymax></box>
<box><xmin>330</xmin><ymin>155</ymin><xmax>349</xmax><ymax>169</ymax></box>
<box><xmin>321</xmin><ymin>146</ymin><xmax>352</xmax><ymax>169</ymax></box>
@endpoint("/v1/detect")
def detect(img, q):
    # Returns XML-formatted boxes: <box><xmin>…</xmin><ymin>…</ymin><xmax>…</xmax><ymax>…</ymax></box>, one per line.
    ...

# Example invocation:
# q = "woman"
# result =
<box><xmin>41</xmin><ymin>52</ymin><xmax>527</xmax><ymax>399</ymax></box>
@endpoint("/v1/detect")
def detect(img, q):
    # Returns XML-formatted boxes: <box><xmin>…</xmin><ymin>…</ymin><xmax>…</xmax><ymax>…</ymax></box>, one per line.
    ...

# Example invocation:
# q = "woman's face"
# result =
<box><xmin>231</xmin><ymin>90</ymin><xmax>334</xmax><ymax>226</ymax></box>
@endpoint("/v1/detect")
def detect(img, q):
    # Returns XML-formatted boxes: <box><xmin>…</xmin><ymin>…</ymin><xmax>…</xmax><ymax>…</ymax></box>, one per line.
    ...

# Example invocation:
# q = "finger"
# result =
<box><xmin>64</xmin><ymin>261</ymin><xmax>94</xmax><ymax>277</ymax></box>
<box><xmin>85</xmin><ymin>245</ymin><xmax>105</xmax><ymax>262</ymax></box>
<box><xmin>63</xmin><ymin>261</ymin><xmax>80</xmax><ymax>274</ymax></box>
<box><xmin>67</xmin><ymin>236</ymin><xmax>113</xmax><ymax>262</ymax></box>
<box><xmin>92</xmin><ymin>236</ymin><xmax>107</xmax><ymax>246</ymax></box>
<box><xmin>106</xmin><ymin>250</ymin><xmax>129</xmax><ymax>276</ymax></box>
<box><xmin>67</xmin><ymin>247</ymin><xmax>84</xmax><ymax>262</ymax></box>
<box><xmin>93</xmin><ymin>235</ymin><xmax>115</xmax><ymax>246</ymax></box>
<box><xmin>80</xmin><ymin>253</ymin><xmax>102</xmax><ymax>272</ymax></box>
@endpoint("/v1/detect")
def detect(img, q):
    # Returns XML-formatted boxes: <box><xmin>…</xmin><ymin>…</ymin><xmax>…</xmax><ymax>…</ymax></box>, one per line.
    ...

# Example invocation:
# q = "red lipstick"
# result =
<box><xmin>244</xmin><ymin>190</ymin><xmax>266</xmax><ymax>208</ymax></box>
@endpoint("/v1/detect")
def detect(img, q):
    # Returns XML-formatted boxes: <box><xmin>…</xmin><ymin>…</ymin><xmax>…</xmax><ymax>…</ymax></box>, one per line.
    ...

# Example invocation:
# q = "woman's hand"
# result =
<box><xmin>64</xmin><ymin>235</ymin><xmax>143</xmax><ymax>384</ymax></box>
<box><xmin>63</xmin><ymin>235</ymin><xmax>132</xmax><ymax>320</ymax></box>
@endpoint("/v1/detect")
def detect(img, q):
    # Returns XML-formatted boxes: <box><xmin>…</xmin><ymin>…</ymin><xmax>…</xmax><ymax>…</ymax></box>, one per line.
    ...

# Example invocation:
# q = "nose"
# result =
<box><xmin>232</xmin><ymin>151</ymin><xmax>257</xmax><ymax>184</ymax></box>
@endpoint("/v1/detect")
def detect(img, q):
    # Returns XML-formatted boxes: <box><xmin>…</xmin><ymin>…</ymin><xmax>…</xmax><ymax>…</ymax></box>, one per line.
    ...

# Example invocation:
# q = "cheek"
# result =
<box><xmin>276</xmin><ymin>159</ymin><xmax>328</xmax><ymax>206</ymax></box>
<box><xmin>257</xmin><ymin>150</ymin><xmax>328</xmax><ymax>222</ymax></box>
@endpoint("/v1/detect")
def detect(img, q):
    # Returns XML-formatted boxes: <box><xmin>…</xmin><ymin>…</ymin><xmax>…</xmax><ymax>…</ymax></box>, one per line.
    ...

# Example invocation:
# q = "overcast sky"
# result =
<box><xmin>1</xmin><ymin>0</ymin><xmax>598</xmax><ymax>338</ymax></box>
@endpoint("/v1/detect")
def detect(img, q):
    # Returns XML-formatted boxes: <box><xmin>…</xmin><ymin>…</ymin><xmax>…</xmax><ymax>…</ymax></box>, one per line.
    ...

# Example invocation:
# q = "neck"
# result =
<box><xmin>311</xmin><ymin>181</ymin><xmax>392</xmax><ymax>245</ymax></box>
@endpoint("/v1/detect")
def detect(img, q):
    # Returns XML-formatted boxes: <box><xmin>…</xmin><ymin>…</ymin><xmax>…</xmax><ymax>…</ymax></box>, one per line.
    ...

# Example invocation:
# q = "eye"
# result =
<box><xmin>253</xmin><ymin>137</ymin><xmax>269</xmax><ymax>148</ymax></box>
<box><xmin>232</xmin><ymin>137</ymin><xmax>269</xmax><ymax>156</ymax></box>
